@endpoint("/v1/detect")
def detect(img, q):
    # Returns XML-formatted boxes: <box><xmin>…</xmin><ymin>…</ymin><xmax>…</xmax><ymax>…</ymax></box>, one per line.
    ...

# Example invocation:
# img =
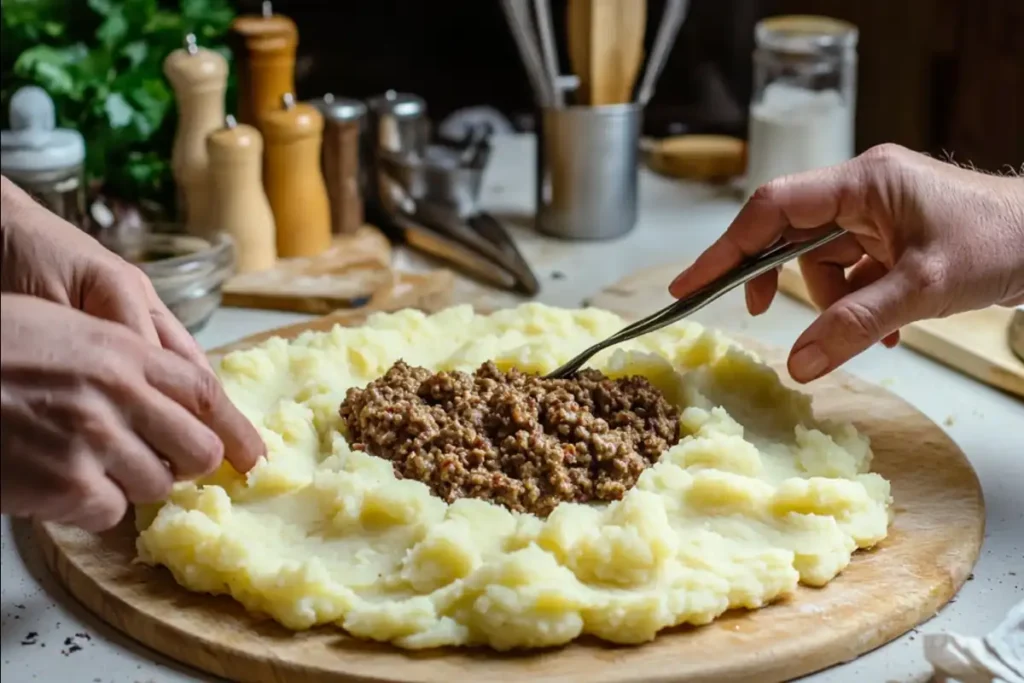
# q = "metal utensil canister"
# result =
<box><xmin>535</xmin><ymin>103</ymin><xmax>642</xmax><ymax>240</ymax></box>
<box><xmin>0</xmin><ymin>85</ymin><xmax>87</xmax><ymax>228</ymax></box>
<box><xmin>309</xmin><ymin>93</ymin><xmax>367</xmax><ymax>235</ymax></box>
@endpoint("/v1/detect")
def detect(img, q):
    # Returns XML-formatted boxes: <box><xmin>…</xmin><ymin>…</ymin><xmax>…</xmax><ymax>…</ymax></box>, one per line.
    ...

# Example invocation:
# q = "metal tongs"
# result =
<box><xmin>545</xmin><ymin>226</ymin><xmax>846</xmax><ymax>379</ymax></box>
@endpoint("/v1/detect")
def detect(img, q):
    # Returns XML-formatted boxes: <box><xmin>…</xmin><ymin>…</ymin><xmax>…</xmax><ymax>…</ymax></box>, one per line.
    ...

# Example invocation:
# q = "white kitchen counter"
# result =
<box><xmin>2</xmin><ymin>134</ymin><xmax>1021</xmax><ymax>683</ymax></box>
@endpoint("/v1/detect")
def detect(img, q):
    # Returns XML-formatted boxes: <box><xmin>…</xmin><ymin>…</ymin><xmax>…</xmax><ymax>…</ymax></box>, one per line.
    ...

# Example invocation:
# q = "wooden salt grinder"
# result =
<box><xmin>310</xmin><ymin>94</ymin><xmax>367</xmax><ymax>235</ymax></box>
<box><xmin>163</xmin><ymin>33</ymin><xmax>228</xmax><ymax>237</ymax></box>
<box><xmin>231</xmin><ymin>1</ymin><xmax>298</xmax><ymax>128</ymax></box>
<box><xmin>206</xmin><ymin>116</ymin><xmax>277</xmax><ymax>273</ymax></box>
<box><xmin>261</xmin><ymin>93</ymin><xmax>332</xmax><ymax>259</ymax></box>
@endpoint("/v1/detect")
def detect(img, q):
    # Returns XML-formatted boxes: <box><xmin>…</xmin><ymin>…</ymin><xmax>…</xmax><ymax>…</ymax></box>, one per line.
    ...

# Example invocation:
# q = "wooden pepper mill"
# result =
<box><xmin>231</xmin><ymin>1</ymin><xmax>298</xmax><ymax>128</ymax></box>
<box><xmin>309</xmin><ymin>93</ymin><xmax>367</xmax><ymax>235</ymax></box>
<box><xmin>206</xmin><ymin>115</ymin><xmax>277</xmax><ymax>273</ymax></box>
<box><xmin>261</xmin><ymin>93</ymin><xmax>332</xmax><ymax>259</ymax></box>
<box><xmin>163</xmin><ymin>33</ymin><xmax>228</xmax><ymax>237</ymax></box>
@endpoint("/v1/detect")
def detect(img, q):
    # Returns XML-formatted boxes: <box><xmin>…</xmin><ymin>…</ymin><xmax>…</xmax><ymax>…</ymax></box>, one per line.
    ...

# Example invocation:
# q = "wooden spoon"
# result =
<box><xmin>567</xmin><ymin>0</ymin><xmax>647</xmax><ymax>105</ymax></box>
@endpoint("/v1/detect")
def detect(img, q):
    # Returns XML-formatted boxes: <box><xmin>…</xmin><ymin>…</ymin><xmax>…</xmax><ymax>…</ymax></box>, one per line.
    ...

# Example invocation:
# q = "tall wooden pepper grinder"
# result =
<box><xmin>310</xmin><ymin>93</ymin><xmax>367</xmax><ymax>235</ymax></box>
<box><xmin>163</xmin><ymin>33</ymin><xmax>228</xmax><ymax>237</ymax></box>
<box><xmin>261</xmin><ymin>93</ymin><xmax>332</xmax><ymax>258</ymax></box>
<box><xmin>206</xmin><ymin>115</ymin><xmax>277</xmax><ymax>273</ymax></box>
<box><xmin>231</xmin><ymin>1</ymin><xmax>298</xmax><ymax>128</ymax></box>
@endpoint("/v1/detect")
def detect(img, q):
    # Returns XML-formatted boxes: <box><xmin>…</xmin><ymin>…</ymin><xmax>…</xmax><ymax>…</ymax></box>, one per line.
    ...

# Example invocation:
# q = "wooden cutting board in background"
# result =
<box><xmin>222</xmin><ymin>225</ymin><xmax>454</xmax><ymax>315</ymax></box>
<box><xmin>776</xmin><ymin>262</ymin><xmax>1024</xmax><ymax>398</ymax></box>
<box><xmin>588</xmin><ymin>260</ymin><xmax>1024</xmax><ymax>398</ymax></box>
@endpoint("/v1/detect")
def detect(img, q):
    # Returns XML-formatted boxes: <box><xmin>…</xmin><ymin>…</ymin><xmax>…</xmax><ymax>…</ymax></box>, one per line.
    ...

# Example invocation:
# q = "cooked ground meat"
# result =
<box><xmin>339</xmin><ymin>360</ymin><xmax>680</xmax><ymax>516</ymax></box>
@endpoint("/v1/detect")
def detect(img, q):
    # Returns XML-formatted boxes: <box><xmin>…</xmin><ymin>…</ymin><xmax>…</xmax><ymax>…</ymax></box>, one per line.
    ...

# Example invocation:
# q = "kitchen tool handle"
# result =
<box><xmin>500</xmin><ymin>0</ymin><xmax>555</xmax><ymax>107</ymax></box>
<box><xmin>634</xmin><ymin>0</ymin><xmax>690</xmax><ymax>106</ymax></box>
<box><xmin>532</xmin><ymin>0</ymin><xmax>564</xmax><ymax>107</ymax></box>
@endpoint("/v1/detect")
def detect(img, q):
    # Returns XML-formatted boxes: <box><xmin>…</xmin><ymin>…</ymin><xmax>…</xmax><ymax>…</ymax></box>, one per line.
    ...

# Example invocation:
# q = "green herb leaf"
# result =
<box><xmin>87</xmin><ymin>0</ymin><xmax>115</xmax><ymax>17</ymax></box>
<box><xmin>121</xmin><ymin>40</ymin><xmax>148</xmax><ymax>68</ymax></box>
<box><xmin>104</xmin><ymin>91</ymin><xmax>134</xmax><ymax>129</ymax></box>
<box><xmin>96</xmin><ymin>11</ymin><xmax>129</xmax><ymax>49</ymax></box>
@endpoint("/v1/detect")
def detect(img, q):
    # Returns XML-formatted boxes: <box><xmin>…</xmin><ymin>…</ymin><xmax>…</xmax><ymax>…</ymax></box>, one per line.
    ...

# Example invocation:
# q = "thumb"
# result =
<box><xmin>787</xmin><ymin>264</ymin><xmax>925</xmax><ymax>383</ymax></box>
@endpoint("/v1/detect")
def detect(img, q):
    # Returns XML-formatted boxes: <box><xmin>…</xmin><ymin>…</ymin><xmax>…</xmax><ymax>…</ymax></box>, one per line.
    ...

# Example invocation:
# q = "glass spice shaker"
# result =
<box><xmin>309</xmin><ymin>93</ymin><xmax>367</xmax><ymax>236</ymax></box>
<box><xmin>744</xmin><ymin>15</ymin><xmax>859</xmax><ymax>197</ymax></box>
<box><xmin>0</xmin><ymin>85</ymin><xmax>87</xmax><ymax>228</ymax></box>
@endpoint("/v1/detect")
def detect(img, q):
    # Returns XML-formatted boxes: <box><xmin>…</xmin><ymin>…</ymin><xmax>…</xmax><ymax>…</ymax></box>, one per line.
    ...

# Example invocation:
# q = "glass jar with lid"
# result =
<box><xmin>744</xmin><ymin>15</ymin><xmax>859</xmax><ymax>196</ymax></box>
<box><xmin>1</xmin><ymin>85</ymin><xmax>87</xmax><ymax>227</ymax></box>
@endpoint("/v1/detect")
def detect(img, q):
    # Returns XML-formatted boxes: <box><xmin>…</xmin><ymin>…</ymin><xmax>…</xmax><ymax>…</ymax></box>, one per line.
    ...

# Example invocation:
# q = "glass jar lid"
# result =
<box><xmin>755</xmin><ymin>15</ymin><xmax>859</xmax><ymax>54</ymax></box>
<box><xmin>1</xmin><ymin>85</ymin><xmax>86</xmax><ymax>175</ymax></box>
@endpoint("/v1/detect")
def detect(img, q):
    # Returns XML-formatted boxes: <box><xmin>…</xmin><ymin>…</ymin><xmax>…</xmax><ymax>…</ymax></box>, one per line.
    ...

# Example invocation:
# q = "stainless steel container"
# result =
<box><xmin>535</xmin><ymin>103</ymin><xmax>642</xmax><ymax>241</ymax></box>
<box><xmin>364</xmin><ymin>90</ymin><xmax>429</xmax><ymax>218</ymax></box>
<box><xmin>0</xmin><ymin>85</ymin><xmax>87</xmax><ymax>227</ymax></box>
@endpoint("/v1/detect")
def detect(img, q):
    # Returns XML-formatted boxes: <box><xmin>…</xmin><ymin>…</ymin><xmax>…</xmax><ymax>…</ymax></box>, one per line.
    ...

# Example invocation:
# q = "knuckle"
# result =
<box><xmin>829</xmin><ymin>300</ymin><xmax>881</xmax><ymax>343</ymax></box>
<box><xmin>56</xmin><ymin>466</ymin><xmax>97</xmax><ymax>507</ymax></box>
<box><xmin>901</xmin><ymin>256</ymin><xmax>949</xmax><ymax>315</ymax></box>
<box><xmin>903</xmin><ymin>256</ymin><xmax>947</xmax><ymax>295</ymax></box>
<box><xmin>191</xmin><ymin>370</ymin><xmax>222</xmax><ymax>419</ymax></box>
<box><xmin>75</xmin><ymin>411</ymin><xmax>114</xmax><ymax>449</ymax></box>
<box><xmin>750</xmin><ymin>177</ymin><xmax>789</xmax><ymax>205</ymax></box>
<box><xmin>859</xmin><ymin>143</ymin><xmax>907</xmax><ymax>168</ymax></box>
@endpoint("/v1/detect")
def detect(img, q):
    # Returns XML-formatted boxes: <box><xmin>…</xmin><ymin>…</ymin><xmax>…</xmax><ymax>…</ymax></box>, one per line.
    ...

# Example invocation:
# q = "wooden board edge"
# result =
<box><xmin>776</xmin><ymin>264</ymin><xmax>1024</xmax><ymax>398</ymax></box>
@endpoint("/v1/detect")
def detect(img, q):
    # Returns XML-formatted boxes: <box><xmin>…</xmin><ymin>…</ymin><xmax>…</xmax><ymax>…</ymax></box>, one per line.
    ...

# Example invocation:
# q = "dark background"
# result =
<box><xmin>236</xmin><ymin>0</ymin><xmax>1024</xmax><ymax>172</ymax></box>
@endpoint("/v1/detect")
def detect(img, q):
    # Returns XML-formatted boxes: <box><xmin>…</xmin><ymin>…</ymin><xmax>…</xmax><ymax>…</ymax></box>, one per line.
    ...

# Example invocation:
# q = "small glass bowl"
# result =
<box><xmin>105</xmin><ymin>229</ymin><xmax>236</xmax><ymax>334</ymax></box>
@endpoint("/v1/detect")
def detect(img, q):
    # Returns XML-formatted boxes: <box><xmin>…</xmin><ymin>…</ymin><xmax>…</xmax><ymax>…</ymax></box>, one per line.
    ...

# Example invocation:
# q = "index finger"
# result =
<box><xmin>143</xmin><ymin>347</ymin><xmax>265</xmax><ymax>474</ymax></box>
<box><xmin>668</xmin><ymin>161</ymin><xmax>864</xmax><ymax>300</ymax></box>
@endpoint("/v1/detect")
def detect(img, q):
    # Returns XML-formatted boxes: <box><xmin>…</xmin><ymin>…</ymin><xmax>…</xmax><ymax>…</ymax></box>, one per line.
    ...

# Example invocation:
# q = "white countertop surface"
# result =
<box><xmin>2</xmin><ymin>134</ymin><xmax>1021</xmax><ymax>683</ymax></box>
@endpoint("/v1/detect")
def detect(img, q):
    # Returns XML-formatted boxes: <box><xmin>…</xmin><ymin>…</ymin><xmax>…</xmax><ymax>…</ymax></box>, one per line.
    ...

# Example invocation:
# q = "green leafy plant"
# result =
<box><xmin>1</xmin><ymin>0</ymin><xmax>237</xmax><ymax>217</ymax></box>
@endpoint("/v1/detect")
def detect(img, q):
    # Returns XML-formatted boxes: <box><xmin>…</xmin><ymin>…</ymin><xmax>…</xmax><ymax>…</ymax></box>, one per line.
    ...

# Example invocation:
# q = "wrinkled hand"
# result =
<box><xmin>0</xmin><ymin>294</ymin><xmax>265</xmax><ymax>532</ymax></box>
<box><xmin>669</xmin><ymin>144</ymin><xmax>1024</xmax><ymax>383</ymax></box>
<box><xmin>0</xmin><ymin>174</ymin><xmax>207</xmax><ymax>367</ymax></box>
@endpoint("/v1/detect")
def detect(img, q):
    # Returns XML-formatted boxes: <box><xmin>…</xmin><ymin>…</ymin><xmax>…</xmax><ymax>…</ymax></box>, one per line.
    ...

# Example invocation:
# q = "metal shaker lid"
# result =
<box><xmin>366</xmin><ymin>90</ymin><xmax>427</xmax><ymax>119</ymax></box>
<box><xmin>309</xmin><ymin>93</ymin><xmax>367</xmax><ymax>122</ymax></box>
<box><xmin>1</xmin><ymin>85</ymin><xmax>86</xmax><ymax>175</ymax></box>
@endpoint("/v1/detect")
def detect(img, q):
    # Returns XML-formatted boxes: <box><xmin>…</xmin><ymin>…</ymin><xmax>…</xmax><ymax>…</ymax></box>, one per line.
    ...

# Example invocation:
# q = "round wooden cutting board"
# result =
<box><xmin>35</xmin><ymin>311</ymin><xmax>985</xmax><ymax>683</ymax></box>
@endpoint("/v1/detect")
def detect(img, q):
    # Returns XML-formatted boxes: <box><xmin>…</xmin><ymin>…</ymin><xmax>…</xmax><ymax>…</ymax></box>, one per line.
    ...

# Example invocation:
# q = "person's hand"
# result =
<box><xmin>0</xmin><ymin>294</ymin><xmax>265</xmax><ymax>532</ymax></box>
<box><xmin>0</xmin><ymin>175</ymin><xmax>207</xmax><ymax>368</ymax></box>
<box><xmin>668</xmin><ymin>144</ymin><xmax>1024</xmax><ymax>383</ymax></box>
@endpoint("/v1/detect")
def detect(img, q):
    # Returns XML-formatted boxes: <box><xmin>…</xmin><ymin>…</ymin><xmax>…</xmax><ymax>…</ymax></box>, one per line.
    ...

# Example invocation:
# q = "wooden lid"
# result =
<box><xmin>163</xmin><ymin>34</ymin><xmax>228</xmax><ymax>87</ymax></box>
<box><xmin>260</xmin><ymin>93</ymin><xmax>324</xmax><ymax>141</ymax></box>
<box><xmin>207</xmin><ymin>116</ymin><xmax>263</xmax><ymax>159</ymax></box>
<box><xmin>644</xmin><ymin>135</ymin><xmax>747</xmax><ymax>181</ymax></box>
<box><xmin>232</xmin><ymin>1</ymin><xmax>298</xmax><ymax>40</ymax></box>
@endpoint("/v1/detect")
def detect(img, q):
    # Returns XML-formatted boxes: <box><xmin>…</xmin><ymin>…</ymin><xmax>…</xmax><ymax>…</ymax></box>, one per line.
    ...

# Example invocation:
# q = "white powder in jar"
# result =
<box><xmin>744</xmin><ymin>81</ymin><xmax>855</xmax><ymax>197</ymax></box>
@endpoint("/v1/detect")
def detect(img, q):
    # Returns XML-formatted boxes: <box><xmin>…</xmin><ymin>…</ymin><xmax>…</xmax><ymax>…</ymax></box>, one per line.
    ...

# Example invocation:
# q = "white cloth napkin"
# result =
<box><xmin>925</xmin><ymin>600</ymin><xmax>1024</xmax><ymax>683</ymax></box>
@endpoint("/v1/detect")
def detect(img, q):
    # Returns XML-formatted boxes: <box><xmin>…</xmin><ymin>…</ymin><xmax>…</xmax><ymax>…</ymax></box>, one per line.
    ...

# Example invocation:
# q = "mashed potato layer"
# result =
<box><xmin>136</xmin><ymin>304</ymin><xmax>892</xmax><ymax>650</ymax></box>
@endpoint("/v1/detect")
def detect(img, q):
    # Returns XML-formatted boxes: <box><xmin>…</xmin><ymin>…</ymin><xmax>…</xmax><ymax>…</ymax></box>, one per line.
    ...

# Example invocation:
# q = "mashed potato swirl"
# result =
<box><xmin>135</xmin><ymin>304</ymin><xmax>892</xmax><ymax>650</ymax></box>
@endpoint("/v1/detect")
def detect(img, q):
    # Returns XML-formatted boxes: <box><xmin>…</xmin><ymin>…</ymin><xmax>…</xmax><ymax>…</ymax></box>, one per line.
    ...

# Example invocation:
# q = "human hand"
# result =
<box><xmin>0</xmin><ymin>175</ymin><xmax>207</xmax><ymax>368</ymax></box>
<box><xmin>668</xmin><ymin>144</ymin><xmax>1024</xmax><ymax>383</ymax></box>
<box><xmin>0</xmin><ymin>294</ymin><xmax>265</xmax><ymax>532</ymax></box>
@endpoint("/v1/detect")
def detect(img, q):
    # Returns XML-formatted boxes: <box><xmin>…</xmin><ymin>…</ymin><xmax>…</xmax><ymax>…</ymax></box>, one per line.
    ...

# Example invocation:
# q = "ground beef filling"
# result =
<box><xmin>339</xmin><ymin>360</ymin><xmax>680</xmax><ymax>516</ymax></box>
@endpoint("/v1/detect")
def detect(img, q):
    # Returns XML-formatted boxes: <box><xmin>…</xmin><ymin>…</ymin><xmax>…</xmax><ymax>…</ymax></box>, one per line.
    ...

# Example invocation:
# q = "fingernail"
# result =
<box><xmin>790</xmin><ymin>344</ymin><xmax>830</xmax><ymax>382</ymax></box>
<box><xmin>668</xmin><ymin>271</ymin><xmax>691</xmax><ymax>298</ymax></box>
